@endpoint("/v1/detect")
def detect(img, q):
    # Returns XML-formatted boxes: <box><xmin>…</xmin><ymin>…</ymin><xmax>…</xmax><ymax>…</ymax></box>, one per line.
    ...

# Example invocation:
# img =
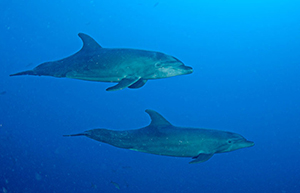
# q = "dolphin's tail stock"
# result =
<box><xmin>63</xmin><ymin>132</ymin><xmax>87</xmax><ymax>137</ymax></box>
<box><xmin>10</xmin><ymin>70</ymin><xmax>36</xmax><ymax>76</ymax></box>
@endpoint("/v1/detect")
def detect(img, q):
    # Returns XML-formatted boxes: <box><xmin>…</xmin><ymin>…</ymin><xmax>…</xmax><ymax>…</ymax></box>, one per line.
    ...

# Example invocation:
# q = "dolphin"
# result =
<box><xmin>10</xmin><ymin>33</ymin><xmax>193</xmax><ymax>91</ymax></box>
<box><xmin>64</xmin><ymin>110</ymin><xmax>254</xmax><ymax>163</ymax></box>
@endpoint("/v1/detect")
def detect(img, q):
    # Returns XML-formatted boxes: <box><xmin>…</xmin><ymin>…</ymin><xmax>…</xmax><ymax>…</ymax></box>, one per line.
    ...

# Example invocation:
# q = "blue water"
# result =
<box><xmin>1</xmin><ymin>0</ymin><xmax>300</xmax><ymax>192</ymax></box>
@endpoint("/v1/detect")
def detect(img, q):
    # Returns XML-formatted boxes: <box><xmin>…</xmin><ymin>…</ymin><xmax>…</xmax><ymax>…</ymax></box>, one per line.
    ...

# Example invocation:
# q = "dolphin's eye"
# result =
<box><xmin>155</xmin><ymin>62</ymin><xmax>162</xmax><ymax>67</ymax></box>
<box><xmin>228</xmin><ymin>140</ymin><xmax>232</xmax><ymax>144</ymax></box>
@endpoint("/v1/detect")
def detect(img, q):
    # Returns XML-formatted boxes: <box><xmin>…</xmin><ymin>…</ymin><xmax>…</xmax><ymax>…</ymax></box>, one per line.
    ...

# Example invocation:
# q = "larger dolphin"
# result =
<box><xmin>64</xmin><ymin>110</ymin><xmax>254</xmax><ymax>163</ymax></box>
<box><xmin>10</xmin><ymin>33</ymin><xmax>193</xmax><ymax>91</ymax></box>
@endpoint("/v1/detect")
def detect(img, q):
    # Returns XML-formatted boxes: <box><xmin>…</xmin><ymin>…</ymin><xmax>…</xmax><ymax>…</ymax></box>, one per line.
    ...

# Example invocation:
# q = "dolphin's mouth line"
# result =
<box><xmin>165</xmin><ymin>61</ymin><xmax>182</xmax><ymax>64</ymax></box>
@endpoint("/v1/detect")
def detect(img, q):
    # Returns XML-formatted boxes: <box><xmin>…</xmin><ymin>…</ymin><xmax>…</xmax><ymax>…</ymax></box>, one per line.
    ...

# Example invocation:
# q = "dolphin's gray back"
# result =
<box><xmin>31</xmin><ymin>48</ymin><xmax>157</xmax><ymax>81</ymax></box>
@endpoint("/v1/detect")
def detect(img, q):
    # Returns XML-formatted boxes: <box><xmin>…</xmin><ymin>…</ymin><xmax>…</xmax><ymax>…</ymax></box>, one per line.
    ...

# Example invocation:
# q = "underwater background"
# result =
<box><xmin>1</xmin><ymin>0</ymin><xmax>300</xmax><ymax>192</ymax></box>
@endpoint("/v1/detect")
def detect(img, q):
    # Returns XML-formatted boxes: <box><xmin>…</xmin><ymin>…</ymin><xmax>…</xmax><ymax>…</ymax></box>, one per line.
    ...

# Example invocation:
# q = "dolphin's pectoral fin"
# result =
<box><xmin>189</xmin><ymin>153</ymin><xmax>214</xmax><ymax>164</ymax></box>
<box><xmin>106</xmin><ymin>77</ymin><xmax>141</xmax><ymax>91</ymax></box>
<box><xmin>128</xmin><ymin>79</ymin><xmax>147</xmax><ymax>89</ymax></box>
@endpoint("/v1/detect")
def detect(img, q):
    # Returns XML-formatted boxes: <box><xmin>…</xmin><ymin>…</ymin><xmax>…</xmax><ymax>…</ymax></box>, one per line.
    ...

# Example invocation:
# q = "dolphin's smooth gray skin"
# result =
<box><xmin>64</xmin><ymin>110</ymin><xmax>254</xmax><ymax>163</ymax></box>
<box><xmin>10</xmin><ymin>33</ymin><xmax>193</xmax><ymax>91</ymax></box>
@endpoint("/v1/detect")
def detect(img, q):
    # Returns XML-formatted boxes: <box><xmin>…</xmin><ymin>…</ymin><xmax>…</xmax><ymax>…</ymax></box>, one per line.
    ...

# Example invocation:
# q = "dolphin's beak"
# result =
<box><xmin>181</xmin><ymin>66</ymin><xmax>193</xmax><ymax>74</ymax></box>
<box><xmin>245</xmin><ymin>140</ymin><xmax>255</xmax><ymax>147</ymax></box>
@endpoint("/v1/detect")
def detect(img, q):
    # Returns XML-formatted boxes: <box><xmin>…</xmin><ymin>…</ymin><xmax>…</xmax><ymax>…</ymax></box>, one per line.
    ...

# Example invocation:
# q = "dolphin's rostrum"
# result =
<box><xmin>64</xmin><ymin>110</ymin><xmax>254</xmax><ymax>163</ymax></box>
<box><xmin>10</xmin><ymin>33</ymin><xmax>193</xmax><ymax>91</ymax></box>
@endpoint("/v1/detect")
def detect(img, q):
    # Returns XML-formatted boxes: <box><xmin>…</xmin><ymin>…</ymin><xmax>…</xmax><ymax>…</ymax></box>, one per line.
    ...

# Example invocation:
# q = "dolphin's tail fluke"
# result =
<box><xmin>10</xmin><ymin>70</ymin><xmax>36</xmax><ymax>76</ymax></box>
<box><xmin>63</xmin><ymin>133</ymin><xmax>87</xmax><ymax>137</ymax></box>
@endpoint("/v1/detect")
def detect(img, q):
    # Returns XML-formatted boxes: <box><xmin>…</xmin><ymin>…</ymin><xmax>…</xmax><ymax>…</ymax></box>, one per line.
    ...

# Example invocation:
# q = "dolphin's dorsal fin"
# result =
<box><xmin>78</xmin><ymin>33</ymin><xmax>102</xmax><ymax>52</ymax></box>
<box><xmin>145</xmin><ymin>109</ymin><xmax>172</xmax><ymax>127</ymax></box>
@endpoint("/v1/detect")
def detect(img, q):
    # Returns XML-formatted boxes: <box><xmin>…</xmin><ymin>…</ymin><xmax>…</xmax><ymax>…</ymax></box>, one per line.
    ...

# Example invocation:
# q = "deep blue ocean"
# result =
<box><xmin>1</xmin><ymin>0</ymin><xmax>300</xmax><ymax>192</ymax></box>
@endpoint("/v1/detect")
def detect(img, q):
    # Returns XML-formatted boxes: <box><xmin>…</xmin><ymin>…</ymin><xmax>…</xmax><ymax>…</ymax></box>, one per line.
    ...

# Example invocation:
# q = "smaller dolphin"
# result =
<box><xmin>64</xmin><ymin>110</ymin><xmax>254</xmax><ymax>163</ymax></box>
<box><xmin>10</xmin><ymin>33</ymin><xmax>193</xmax><ymax>91</ymax></box>
<box><xmin>110</xmin><ymin>181</ymin><xmax>120</xmax><ymax>190</ymax></box>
